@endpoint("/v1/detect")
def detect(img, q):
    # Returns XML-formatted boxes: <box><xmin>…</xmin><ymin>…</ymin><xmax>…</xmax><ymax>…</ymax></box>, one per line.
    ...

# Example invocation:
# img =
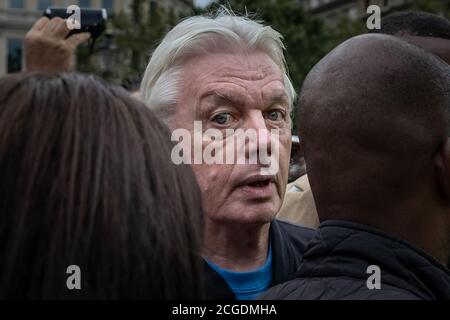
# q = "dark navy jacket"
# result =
<box><xmin>203</xmin><ymin>219</ymin><xmax>315</xmax><ymax>300</ymax></box>
<box><xmin>261</xmin><ymin>220</ymin><xmax>450</xmax><ymax>300</ymax></box>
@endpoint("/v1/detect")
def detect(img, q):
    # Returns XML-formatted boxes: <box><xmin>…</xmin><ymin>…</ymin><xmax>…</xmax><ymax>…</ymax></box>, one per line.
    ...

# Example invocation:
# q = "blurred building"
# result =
<box><xmin>303</xmin><ymin>0</ymin><xmax>415</xmax><ymax>25</ymax></box>
<box><xmin>0</xmin><ymin>0</ymin><xmax>192</xmax><ymax>76</ymax></box>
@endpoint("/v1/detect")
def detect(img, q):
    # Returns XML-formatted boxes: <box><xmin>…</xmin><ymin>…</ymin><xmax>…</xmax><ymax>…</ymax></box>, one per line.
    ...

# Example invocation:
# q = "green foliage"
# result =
<box><xmin>412</xmin><ymin>0</ymin><xmax>450</xmax><ymax>17</ymax></box>
<box><xmin>326</xmin><ymin>14</ymin><xmax>365</xmax><ymax>51</ymax></box>
<box><xmin>76</xmin><ymin>0</ymin><xmax>185</xmax><ymax>85</ymax></box>
<box><xmin>112</xmin><ymin>6</ymin><xmax>170</xmax><ymax>80</ymax></box>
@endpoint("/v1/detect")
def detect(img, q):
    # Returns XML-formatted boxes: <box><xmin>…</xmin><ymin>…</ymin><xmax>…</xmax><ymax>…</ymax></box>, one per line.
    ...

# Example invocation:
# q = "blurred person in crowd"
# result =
<box><xmin>278</xmin><ymin>136</ymin><xmax>319</xmax><ymax>228</ymax></box>
<box><xmin>140</xmin><ymin>9</ymin><xmax>314</xmax><ymax>300</ymax></box>
<box><xmin>261</xmin><ymin>34</ymin><xmax>450</xmax><ymax>300</ymax></box>
<box><xmin>372</xmin><ymin>11</ymin><xmax>450</xmax><ymax>65</ymax></box>
<box><xmin>288</xmin><ymin>136</ymin><xmax>305</xmax><ymax>183</ymax></box>
<box><xmin>277</xmin><ymin>177</ymin><xmax>319</xmax><ymax>229</ymax></box>
<box><xmin>0</xmin><ymin>73</ymin><xmax>204</xmax><ymax>299</ymax></box>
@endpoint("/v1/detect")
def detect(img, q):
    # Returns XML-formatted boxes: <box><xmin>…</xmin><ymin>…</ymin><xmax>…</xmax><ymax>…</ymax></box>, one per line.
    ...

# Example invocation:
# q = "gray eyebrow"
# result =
<box><xmin>200</xmin><ymin>90</ymin><xmax>288</xmax><ymax>109</ymax></box>
<box><xmin>269</xmin><ymin>95</ymin><xmax>289</xmax><ymax>106</ymax></box>
<box><xmin>201</xmin><ymin>90</ymin><xmax>243</xmax><ymax>106</ymax></box>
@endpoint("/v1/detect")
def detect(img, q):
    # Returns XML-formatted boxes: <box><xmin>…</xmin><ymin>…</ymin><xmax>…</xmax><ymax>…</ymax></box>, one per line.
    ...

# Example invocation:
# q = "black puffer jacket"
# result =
<box><xmin>261</xmin><ymin>220</ymin><xmax>450</xmax><ymax>300</ymax></box>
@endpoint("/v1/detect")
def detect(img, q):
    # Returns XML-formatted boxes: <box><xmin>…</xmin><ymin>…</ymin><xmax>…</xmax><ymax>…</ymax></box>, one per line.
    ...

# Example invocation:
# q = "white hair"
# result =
<box><xmin>140</xmin><ymin>9</ymin><xmax>296</xmax><ymax>120</ymax></box>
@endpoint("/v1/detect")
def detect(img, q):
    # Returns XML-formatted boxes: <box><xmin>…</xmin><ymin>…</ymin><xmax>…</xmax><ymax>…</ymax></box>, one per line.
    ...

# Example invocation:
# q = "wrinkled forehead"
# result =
<box><xmin>402</xmin><ymin>35</ymin><xmax>450</xmax><ymax>65</ymax></box>
<box><xmin>179</xmin><ymin>52</ymin><xmax>287</xmax><ymax>103</ymax></box>
<box><xmin>182</xmin><ymin>51</ymin><xmax>284</xmax><ymax>81</ymax></box>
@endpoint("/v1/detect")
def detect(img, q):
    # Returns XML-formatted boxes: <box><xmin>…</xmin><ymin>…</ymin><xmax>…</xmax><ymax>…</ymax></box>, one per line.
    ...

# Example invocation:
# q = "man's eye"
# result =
<box><xmin>212</xmin><ymin>113</ymin><xmax>232</xmax><ymax>125</ymax></box>
<box><xmin>266</xmin><ymin>110</ymin><xmax>284</xmax><ymax>121</ymax></box>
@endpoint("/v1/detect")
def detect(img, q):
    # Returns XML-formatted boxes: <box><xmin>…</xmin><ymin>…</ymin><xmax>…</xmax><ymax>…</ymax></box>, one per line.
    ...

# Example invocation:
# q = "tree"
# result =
<box><xmin>76</xmin><ymin>0</ymin><xmax>186</xmax><ymax>85</ymax></box>
<box><xmin>412</xmin><ymin>0</ymin><xmax>450</xmax><ymax>17</ymax></box>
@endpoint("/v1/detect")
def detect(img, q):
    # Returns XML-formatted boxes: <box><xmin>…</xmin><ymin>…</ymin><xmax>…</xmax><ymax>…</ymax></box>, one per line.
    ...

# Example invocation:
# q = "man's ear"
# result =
<box><xmin>434</xmin><ymin>138</ymin><xmax>450</xmax><ymax>201</ymax></box>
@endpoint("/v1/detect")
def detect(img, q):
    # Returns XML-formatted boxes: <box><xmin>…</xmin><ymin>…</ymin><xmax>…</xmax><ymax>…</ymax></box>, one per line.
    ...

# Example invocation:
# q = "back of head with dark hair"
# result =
<box><xmin>0</xmin><ymin>73</ymin><xmax>204</xmax><ymax>299</ymax></box>
<box><xmin>371</xmin><ymin>11</ymin><xmax>450</xmax><ymax>39</ymax></box>
<box><xmin>299</xmin><ymin>34</ymin><xmax>450</xmax><ymax>219</ymax></box>
<box><xmin>297</xmin><ymin>34</ymin><xmax>450</xmax><ymax>264</ymax></box>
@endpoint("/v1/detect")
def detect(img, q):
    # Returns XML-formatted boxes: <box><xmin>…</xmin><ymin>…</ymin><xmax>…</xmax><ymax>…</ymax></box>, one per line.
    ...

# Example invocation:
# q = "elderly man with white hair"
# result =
<box><xmin>140</xmin><ymin>10</ymin><xmax>314</xmax><ymax>300</ymax></box>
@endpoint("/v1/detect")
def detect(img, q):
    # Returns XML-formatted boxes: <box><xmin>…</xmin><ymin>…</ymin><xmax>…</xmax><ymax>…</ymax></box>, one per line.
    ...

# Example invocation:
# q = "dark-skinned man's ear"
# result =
<box><xmin>434</xmin><ymin>138</ymin><xmax>450</xmax><ymax>202</ymax></box>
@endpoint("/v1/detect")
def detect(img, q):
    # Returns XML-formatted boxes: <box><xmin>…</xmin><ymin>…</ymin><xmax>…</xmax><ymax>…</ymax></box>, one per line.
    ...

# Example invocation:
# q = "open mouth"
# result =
<box><xmin>247</xmin><ymin>179</ymin><xmax>271</xmax><ymax>188</ymax></box>
<box><xmin>237</xmin><ymin>175</ymin><xmax>276</xmax><ymax>198</ymax></box>
<box><xmin>238</xmin><ymin>174</ymin><xmax>276</xmax><ymax>189</ymax></box>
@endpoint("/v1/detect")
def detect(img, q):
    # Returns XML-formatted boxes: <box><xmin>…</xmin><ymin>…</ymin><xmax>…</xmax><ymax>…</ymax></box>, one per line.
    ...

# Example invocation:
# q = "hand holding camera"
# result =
<box><xmin>24</xmin><ymin>16</ymin><xmax>90</xmax><ymax>73</ymax></box>
<box><xmin>24</xmin><ymin>7</ymin><xmax>107</xmax><ymax>73</ymax></box>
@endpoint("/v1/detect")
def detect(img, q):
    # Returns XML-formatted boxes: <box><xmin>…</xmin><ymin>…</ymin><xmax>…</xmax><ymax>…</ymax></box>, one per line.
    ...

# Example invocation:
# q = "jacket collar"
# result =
<box><xmin>269</xmin><ymin>219</ymin><xmax>303</xmax><ymax>285</ymax></box>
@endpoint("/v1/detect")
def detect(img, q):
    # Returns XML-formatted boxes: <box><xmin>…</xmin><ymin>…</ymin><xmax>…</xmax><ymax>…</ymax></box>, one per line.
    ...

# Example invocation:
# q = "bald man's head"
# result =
<box><xmin>299</xmin><ymin>34</ymin><xmax>450</xmax><ymax>222</ymax></box>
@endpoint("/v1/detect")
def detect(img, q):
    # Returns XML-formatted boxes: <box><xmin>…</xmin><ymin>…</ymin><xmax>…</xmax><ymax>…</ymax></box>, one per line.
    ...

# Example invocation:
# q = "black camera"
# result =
<box><xmin>43</xmin><ymin>7</ymin><xmax>108</xmax><ymax>40</ymax></box>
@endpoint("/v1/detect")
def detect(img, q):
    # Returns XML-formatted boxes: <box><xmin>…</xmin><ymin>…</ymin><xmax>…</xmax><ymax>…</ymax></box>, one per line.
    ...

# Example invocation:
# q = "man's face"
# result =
<box><xmin>402</xmin><ymin>35</ymin><xmax>450</xmax><ymax>65</ymax></box>
<box><xmin>171</xmin><ymin>51</ymin><xmax>291</xmax><ymax>224</ymax></box>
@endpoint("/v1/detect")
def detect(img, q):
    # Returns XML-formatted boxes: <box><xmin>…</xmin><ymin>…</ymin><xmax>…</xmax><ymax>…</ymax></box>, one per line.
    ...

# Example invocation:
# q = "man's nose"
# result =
<box><xmin>244</xmin><ymin>111</ymin><xmax>272</xmax><ymax>160</ymax></box>
<box><xmin>246</xmin><ymin>110</ymin><xmax>267</xmax><ymax>131</ymax></box>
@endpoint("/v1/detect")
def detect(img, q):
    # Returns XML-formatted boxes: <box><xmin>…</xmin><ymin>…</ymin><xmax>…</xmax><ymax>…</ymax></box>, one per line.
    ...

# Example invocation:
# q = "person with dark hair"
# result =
<box><xmin>261</xmin><ymin>34</ymin><xmax>450</xmax><ymax>300</ymax></box>
<box><xmin>0</xmin><ymin>72</ymin><xmax>204</xmax><ymax>299</ymax></box>
<box><xmin>376</xmin><ymin>11</ymin><xmax>450</xmax><ymax>38</ymax></box>
<box><xmin>371</xmin><ymin>11</ymin><xmax>450</xmax><ymax>64</ymax></box>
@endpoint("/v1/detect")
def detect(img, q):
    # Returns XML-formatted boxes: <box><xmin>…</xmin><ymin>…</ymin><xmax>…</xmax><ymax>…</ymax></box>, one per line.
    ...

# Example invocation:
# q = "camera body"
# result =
<box><xmin>43</xmin><ymin>7</ymin><xmax>107</xmax><ymax>39</ymax></box>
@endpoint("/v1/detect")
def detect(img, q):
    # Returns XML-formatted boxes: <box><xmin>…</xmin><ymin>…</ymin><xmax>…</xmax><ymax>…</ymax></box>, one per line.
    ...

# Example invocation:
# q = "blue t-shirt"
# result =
<box><xmin>206</xmin><ymin>245</ymin><xmax>272</xmax><ymax>300</ymax></box>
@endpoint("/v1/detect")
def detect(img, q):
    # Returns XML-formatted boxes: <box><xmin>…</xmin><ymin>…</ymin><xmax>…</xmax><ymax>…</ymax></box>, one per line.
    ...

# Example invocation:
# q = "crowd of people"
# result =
<box><xmin>0</xmin><ymin>8</ymin><xmax>449</xmax><ymax>300</ymax></box>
